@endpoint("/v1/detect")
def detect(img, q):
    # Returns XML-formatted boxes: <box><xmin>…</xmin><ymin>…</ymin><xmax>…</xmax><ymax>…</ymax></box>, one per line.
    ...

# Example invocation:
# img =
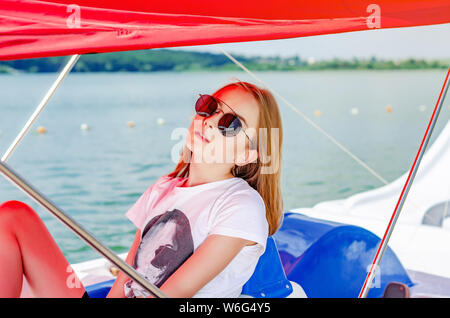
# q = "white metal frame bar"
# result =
<box><xmin>0</xmin><ymin>54</ymin><xmax>167</xmax><ymax>298</ymax></box>
<box><xmin>359</xmin><ymin>66</ymin><xmax>450</xmax><ymax>298</ymax></box>
<box><xmin>2</xmin><ymin>55</ymin><xmax>80</xmax><ymax>162</ymax></box>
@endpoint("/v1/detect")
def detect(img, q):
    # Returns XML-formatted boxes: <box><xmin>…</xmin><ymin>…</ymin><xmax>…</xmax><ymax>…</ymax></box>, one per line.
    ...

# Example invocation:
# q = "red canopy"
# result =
<box><xmin>1</xmin><ymin>0</ymin><xmax>450</xmax><ymax>60</ymax></box>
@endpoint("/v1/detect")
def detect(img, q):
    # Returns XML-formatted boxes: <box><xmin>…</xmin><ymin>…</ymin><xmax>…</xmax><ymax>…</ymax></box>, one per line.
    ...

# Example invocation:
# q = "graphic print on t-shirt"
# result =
<box><xmin>132</xmin><ymin>209</ymin><xmax>194</xmax><ymax>288</ymax></box>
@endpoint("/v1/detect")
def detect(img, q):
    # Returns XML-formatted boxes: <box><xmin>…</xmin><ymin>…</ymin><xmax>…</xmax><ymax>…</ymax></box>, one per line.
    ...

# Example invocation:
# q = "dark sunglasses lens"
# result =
<box><xmin>195</xmin><ymin>95</ymin><xmax>217</xmax><ymax>117</ymax></box>
<box><xmin>218</xmin><ymin>113</ymin><xmax>242</xmax><ymax>137</ymax></box>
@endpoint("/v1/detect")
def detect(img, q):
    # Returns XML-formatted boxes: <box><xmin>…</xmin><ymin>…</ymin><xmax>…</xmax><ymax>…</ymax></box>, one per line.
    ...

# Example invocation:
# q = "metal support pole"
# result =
<box><xmin>2</xmin><ymin>55</ymin><xmax>80</xmax><ymax>162</ymax></box>
<box><xmin>0</xmin><ymin>54</ymin><xmax>167</xmax><ymax>298</ymax></box>
<box><xmin>358</xmin><ymin>66</ymin><xmax>450</xmax><ymax>298</ymax></box>
<box><xmin>0</xmin><ymin>161</ymin><xmax>167</xmax><ymax>298</ymax></box>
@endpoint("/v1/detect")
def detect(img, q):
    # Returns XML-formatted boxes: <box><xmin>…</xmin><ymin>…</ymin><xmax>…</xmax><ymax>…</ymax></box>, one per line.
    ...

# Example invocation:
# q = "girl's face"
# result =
<box><xmin>186</xmin><ymin>87</ymin><xmax>259</xmax><ymax>165</ymax></box>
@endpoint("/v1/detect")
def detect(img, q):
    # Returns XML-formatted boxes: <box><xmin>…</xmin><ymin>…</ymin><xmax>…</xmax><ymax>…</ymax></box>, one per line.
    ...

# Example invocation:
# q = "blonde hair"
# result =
<box><xmin>167</xmin><ymin>80</ymin><xmax>284</xmax><ymax>236</ymax></box>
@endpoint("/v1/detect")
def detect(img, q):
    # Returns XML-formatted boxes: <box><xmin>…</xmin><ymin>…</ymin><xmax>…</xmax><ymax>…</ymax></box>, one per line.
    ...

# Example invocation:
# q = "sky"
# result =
<box><xmin>170</xmin><ymin>23</ymin><xmax>450</xmax><ymax>60</ymax></box>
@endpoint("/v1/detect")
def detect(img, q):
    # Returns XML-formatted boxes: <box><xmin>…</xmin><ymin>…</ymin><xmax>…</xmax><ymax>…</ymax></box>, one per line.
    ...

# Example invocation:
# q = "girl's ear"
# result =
<box><xmin>235</xmin><ymin>149</ymin><xmax>258</xmax><ymax>166</ymax></box>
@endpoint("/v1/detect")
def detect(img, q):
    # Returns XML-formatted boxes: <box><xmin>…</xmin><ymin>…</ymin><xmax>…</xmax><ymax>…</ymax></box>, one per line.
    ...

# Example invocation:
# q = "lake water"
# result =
<box><xmin>1</xmin><ymin>70</ymin><xmax>449</xmax><ymax>263</ymax></box>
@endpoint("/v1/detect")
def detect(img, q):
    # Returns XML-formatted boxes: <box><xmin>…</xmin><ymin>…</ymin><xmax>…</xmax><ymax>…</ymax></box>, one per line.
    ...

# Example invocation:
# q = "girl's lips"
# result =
<box><xmin>195</xmin><ymin>131</ymin><xmax>210</xmax><ymax>143</ymax></box>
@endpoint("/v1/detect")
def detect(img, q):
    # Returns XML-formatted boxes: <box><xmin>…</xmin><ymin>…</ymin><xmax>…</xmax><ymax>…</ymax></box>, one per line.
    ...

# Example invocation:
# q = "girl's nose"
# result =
<box><xmin>203</xmin><ymin>110</ymin><xmax>222</xmax><ymax>130</ymax></box>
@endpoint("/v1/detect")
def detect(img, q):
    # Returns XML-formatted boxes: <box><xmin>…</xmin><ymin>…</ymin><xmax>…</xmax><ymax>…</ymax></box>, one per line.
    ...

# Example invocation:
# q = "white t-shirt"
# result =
<box><xmin>123</xmin><ymin>175</ymin><xmax>269</xmax><ymax>298</ymax></box>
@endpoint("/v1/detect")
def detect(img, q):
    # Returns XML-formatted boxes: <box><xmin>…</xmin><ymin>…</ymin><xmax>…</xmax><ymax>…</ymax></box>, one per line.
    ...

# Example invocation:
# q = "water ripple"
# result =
<box><xmin>306</xmin><ymin>181</ymin><xmax>324</xmax><ymax>186</ymax></box>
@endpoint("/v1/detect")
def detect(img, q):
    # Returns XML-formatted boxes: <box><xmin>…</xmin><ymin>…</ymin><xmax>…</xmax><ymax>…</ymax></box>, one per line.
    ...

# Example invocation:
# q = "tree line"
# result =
<box><xmin>0</xmin><ymin>49</ymin><xmax>448</xmax><ymax>73</ymax></box>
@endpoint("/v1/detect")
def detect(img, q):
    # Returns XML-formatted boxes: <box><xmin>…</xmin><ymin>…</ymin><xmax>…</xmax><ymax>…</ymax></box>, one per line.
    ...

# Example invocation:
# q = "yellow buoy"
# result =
<box><xmin>127</xmin><ymin>121</ymin><xmax>135</xmax><ymax>128</ymax></box>
<box><xmin>37</xmin><ymin>126</ymin><xmax>46</xmax><ymax>134</ymax></box>
<box><xmin>350</xmin><ymin>107</ymin><xmax>359</xmax><ymax>115</ymax></box>
<box><xmin>386</xmin><ymin>105</ymin><xmax>393</xmax><ymax>113</ymax></box>
<box><xmin>314</xmin><ymin>110</ymin><xmax>322</xmax><ymax>117</ymax></box>
<box><xmin>157</xmin><ymin>117</ymin><xmax>165</xmax><ymax>125</ymax></box>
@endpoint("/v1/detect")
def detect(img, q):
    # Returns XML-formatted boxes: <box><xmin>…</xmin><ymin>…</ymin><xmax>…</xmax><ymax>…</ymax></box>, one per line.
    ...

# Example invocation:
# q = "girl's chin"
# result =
<box><xmin>186</xmin><ymin>136</ymin><xmax>236</xmax><ymax>163</ymax></box>
<box><xmin>191</xmin><ymin>152</ymin><xmax>237</xmax><ymax>165</ymax></box>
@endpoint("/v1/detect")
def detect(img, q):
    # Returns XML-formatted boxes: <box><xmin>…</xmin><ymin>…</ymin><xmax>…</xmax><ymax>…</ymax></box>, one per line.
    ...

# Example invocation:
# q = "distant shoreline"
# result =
<box><xmin>1</xmin><ymin>48</ymin><xmax>448</xmax><ymax>74</ymax></box>
<box><xmin>1</xmin><ymin>69</ymin><xmax>447</xmax><ymax>75</ymax></box>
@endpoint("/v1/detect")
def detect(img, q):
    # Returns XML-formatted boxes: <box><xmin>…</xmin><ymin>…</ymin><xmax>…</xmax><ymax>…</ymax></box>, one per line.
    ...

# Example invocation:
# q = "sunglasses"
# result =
<box><xmin>195</xmin><ymin>94</ymin><xmax>255</xmax><ymax>148</ymax></box>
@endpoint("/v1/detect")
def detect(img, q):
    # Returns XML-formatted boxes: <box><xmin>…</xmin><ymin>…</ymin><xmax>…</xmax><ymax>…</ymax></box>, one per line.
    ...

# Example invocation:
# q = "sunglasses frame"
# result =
<box><xmin>196</xmin><ymin>94</ymin><xmax>255</xmax><ymax>149</ymax></box>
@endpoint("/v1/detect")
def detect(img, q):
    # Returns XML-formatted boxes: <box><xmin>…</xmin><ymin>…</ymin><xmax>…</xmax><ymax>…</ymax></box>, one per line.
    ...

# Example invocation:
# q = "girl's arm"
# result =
<box><xmin>106</xmin><ymin>229</ymin><xmax>141</xmax><ymax>298</ymax></box>
<box><xmin>150</xmin><ymin>234</ymin><xmax>255</xmax><ymax>298</ymax></box>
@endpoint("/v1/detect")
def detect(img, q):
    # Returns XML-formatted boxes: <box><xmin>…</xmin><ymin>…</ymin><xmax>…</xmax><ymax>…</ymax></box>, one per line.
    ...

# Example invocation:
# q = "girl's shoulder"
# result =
<box><xmin>211</xmin><ymin>178</ymin><xmax>267</xmax><ymax>228</ymax></box>
<box><xmin>218</xmin><ymin>178</ymin><xmax>265</xmax><ymax>209</ymax></box>
<box><xmin>157</xmin><ymin>174</ymin><xmax>181</xmax><ymax>184</ymax></box>
<box><xmin>208</xmin><ymin>179</ymin><xmax>269</xmax><ymax>252</ymax></box>
<box><xmin>152</xmin><ymin>174</ymin><xmax>186</xmax><ymax>189</ymax></box>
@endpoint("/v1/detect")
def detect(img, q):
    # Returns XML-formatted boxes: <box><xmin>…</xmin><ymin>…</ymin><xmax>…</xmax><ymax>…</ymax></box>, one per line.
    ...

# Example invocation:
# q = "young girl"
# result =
<box><xmin>0</xmin><ymin>80</ymin><xmax>284</xmax><ymax>298</ymax></box>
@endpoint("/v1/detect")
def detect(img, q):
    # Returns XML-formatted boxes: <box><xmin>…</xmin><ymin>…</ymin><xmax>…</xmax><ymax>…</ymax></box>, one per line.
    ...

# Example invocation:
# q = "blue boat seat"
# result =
<box><xmin>273</xmin><ymin>212</ymin><xmax>414</xmax><ymax>298</ymax></box>
<box><xmin>241</xmin><ymin>236</ymin><xmax>292</xmax><ymax>298</ymax></box>
<box><xmin>85</xmin><ymin>279</ymin><xmax>115</xmax><ymax>298</ymax></box>
<box><xmin>85</xmin><ymin>236</ymin><xmax>292</xmax><ymax>298</ymax></box>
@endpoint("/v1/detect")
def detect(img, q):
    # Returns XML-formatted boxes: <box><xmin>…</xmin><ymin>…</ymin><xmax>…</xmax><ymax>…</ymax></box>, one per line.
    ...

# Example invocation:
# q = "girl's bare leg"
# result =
<box><xmin>0</xmin><ymin>200</ymin><xmax>86</xmax><ymax>298</ymax></box>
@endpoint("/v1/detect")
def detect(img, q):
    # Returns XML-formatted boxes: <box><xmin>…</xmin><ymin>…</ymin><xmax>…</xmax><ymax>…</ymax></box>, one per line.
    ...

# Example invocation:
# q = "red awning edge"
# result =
<box><xmin>1</xmin><ymin>0</ymin><xmax>450</xmax><ymax>60</ymax></box>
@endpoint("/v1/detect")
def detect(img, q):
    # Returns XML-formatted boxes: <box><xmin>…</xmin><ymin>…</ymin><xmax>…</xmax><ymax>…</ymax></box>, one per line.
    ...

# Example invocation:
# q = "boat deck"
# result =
<box><xmin>408</xmin><ymin>270</ymin><xmax>450</xmax><ymax>298</ymax></box>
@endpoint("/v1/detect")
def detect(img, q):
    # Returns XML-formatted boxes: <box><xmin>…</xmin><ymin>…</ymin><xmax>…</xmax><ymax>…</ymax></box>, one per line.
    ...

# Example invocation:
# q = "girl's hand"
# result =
<box><xmin>106</xmin><ymin>229</ymin><xmax>141</xmax><ymax>298</ymax></box>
